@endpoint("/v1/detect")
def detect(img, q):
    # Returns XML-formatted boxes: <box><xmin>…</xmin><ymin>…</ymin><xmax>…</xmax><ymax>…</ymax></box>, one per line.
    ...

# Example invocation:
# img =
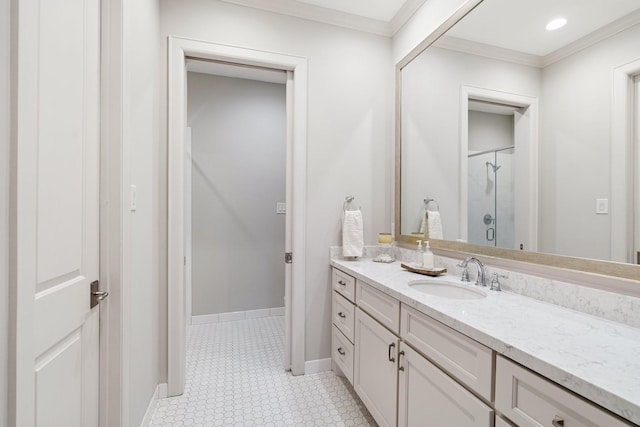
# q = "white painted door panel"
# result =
<box><xmin>13</xmin><ymin>0</ymin><xmax>101</xmax><ymax>425</ymax></box>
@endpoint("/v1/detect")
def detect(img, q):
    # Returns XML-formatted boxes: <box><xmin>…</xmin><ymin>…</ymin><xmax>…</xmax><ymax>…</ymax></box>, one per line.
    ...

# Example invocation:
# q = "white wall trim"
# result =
<box><xmin>304</xmin><ymin>358</ymin><xmax>332</xmax><ymax>374</ymax></box>
<box><xmin>139</xmin><ymin>383</ymin><xmax>167</xmax><ymax>427</ymax></box>
<box><xmin>460</xmin><ymin>85</ymin><xmax>539</xmax><ymax>251</ymax></box>
<box><xmin>168</xmin><ymin>36</ymin><xmax>307</xmax><ymax>397</ymax></box>
<box><xmin>192</xmin><ymin>307</ymin><xmax>285</xmax><ymax>325</ymax></box>
<box><xmin>611</xmin><ymin>59</ymin><xmax>640</xmax><ymax>263</ymax></box>
<box><xmin>100</xmin><ymin>0</ymin><xmax>128</xmax><ymax>425</ymax></box>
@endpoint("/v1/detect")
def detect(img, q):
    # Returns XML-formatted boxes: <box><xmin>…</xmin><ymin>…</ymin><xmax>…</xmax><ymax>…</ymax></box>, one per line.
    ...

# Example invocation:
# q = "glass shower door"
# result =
<box><xmin>467</xmin><ymin>148</ymin><xmax>514</xmax><ymax>247</ymax></box>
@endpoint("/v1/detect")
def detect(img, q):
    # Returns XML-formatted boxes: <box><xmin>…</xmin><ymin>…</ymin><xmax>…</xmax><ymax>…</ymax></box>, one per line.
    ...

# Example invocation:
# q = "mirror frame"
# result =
<box><xmin>394</xmin><ymin>0</ymin><xmax>640</xmax><ymax>284</ymax></box>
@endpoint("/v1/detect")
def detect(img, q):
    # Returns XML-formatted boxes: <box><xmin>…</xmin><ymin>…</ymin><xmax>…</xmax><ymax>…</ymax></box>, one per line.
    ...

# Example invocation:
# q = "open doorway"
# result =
<box><xmin>460</xmin><ymin>86</ymin><xmax>539</xmax><ymax>252</ymax></box>
<box><xmin>185</xmin><ymin>61</ymin><xmax>287</xmax><ymax>325</ymax></box>
<box><xmin>167</xmin><ymin>37</ymin><xmax>308</xmax><ymax>397</ymax></box>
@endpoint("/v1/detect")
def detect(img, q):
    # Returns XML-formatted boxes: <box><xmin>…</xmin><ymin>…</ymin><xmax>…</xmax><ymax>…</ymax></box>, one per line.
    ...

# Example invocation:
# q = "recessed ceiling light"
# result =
<box><xmin>546</xmin><ymin>17</ymin><xmax>567</xmax><ymax>31</ymax></box>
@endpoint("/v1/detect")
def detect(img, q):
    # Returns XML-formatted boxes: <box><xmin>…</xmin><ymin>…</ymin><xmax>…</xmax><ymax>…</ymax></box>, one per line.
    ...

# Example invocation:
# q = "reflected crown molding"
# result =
<box><xmin>434</xmin><ymin>9</ymin><xmax>640</xmax><ymax>69</ymax></box>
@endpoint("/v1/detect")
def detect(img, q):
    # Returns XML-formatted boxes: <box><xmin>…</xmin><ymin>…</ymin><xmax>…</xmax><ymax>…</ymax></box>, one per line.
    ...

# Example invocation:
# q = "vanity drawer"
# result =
<box><xmin>495</xmin><ymin>355</ymin><xmax>632</xmax><ymax>427</ymax></box>
<box><xmin>356</xmin><ymin>280</ymin><xmax>400</xmax><ymax>334</ymax></box>
<box><xmin>333</xmin><ymin>268</ymin><xmax>356</xmax><ymax>302</ymax></box>
<box><xmin>332</xmin><ymin>291</ymin><xmax>355</xmax><ymax>342</ymax></box>
<box><xmin>400</xmin><ymin>304</ymin><xmax>494</xmax><ymax>401</ymax></box>
<box><xmin>332</xmin><ymin>325</ymin><xmax>354</xmax><ymax>385</ymax></box>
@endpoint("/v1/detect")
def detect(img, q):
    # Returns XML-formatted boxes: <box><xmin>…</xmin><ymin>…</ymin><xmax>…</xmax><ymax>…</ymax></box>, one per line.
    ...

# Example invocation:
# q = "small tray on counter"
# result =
<box><xmin>401</xmin><ymin>263</ymin><xmax>447</xmax><ymax>277</ymax></box>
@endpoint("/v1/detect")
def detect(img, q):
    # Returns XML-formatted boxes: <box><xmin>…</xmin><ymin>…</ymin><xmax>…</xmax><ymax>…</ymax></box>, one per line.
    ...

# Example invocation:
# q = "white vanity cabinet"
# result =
<box><xmin>330</xmin><ymin>266</ymin><xmax>636</xmax><ymax>427</ymax></box>
<box><xmin>495</xmin><ymin>356</ymin><xmax>633</xmax><ymax>427</ymax></box>
<box><xmin>397</xmin><ymin>342</ymin><xmax>494</xmax><ymax>427</ymax></box>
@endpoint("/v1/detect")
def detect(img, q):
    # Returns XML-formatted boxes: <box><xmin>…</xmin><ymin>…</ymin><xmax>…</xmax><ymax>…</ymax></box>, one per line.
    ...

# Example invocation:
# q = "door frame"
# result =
<box><xmin>460</xmin><ymin>85</ymin><xmax>539</xmax><ymax>251</ymax></box>
<box><xmin>611</xmin><ymin>59</ymin><xmax>640</xmax><ymax>263</ymax></box>
<box><xmin>167</xmin><ymin>36</ymin><xmax>308</xmax><ymax>396</ymax></box>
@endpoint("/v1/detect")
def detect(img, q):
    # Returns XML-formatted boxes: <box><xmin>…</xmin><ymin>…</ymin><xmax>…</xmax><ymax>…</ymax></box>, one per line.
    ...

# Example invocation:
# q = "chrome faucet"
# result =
<box><xmin>457</xmin><ymin>257</ymin><xmax>486</xmax><ymax>287</ymax></box>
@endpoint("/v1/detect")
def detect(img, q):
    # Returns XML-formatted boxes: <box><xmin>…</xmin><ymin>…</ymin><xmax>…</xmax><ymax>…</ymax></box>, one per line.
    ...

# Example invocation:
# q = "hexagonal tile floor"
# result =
<box><xmin>147</xmin><ymin>316</ymin><xmax>375</xmax><ymax>426</ymax></box>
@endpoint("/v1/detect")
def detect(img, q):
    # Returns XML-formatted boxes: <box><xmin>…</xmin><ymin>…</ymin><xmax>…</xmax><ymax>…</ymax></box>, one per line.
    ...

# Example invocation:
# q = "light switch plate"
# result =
<box><xmin>130</xmin><ymin>185</ymin><xmax>137</xmax><ymax>212</ymax></box>
<box><xmin>596</xmin><ymin>198</ymin><xmax>608</xmax><ymax>214</ymax></box>
<box><xmin>276</xmin><ymin>202</ymin><xmax>286</xmax><ymax>214</ymax></box>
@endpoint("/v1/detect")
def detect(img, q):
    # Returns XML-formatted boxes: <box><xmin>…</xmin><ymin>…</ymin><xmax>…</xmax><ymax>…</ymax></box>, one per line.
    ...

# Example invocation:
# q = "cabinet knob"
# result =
<box><xmin>337</xmin><ymin>347</ymin><xmax>345</xmax><ymax>356</ymax></box>
<box><xmin>338</xmin><ymin>280</ymin><xmax>346</xmax><ymax>286</ymax></box>
<box><xmin>552</xmin><ymin>416</ymin><xmax>565</xmax><ymax>427</ymax></box>
<box><xmin>337</xmin><ymin>312</ymin><xmax>346</xmax><ymax>318</ymax></box>
<box><xmin>388</xmin><ymin>343</ymin><xmax>396</xmax><ymax>362</ymax></box>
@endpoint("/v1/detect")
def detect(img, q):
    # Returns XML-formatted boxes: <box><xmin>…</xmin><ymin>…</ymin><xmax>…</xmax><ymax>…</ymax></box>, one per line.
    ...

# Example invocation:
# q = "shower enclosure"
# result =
<box><xmin>467</xmin><ymin>146</ymin><xmax>515</xmax><ymax>248</ymax></box>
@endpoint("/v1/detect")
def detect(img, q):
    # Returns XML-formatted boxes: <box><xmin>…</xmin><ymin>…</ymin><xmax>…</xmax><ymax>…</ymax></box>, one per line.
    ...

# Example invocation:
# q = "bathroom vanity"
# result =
<box><xmin>330</xmin><ymin>258</ymin><xmax>640</xmax><ymax>427</ymax></box>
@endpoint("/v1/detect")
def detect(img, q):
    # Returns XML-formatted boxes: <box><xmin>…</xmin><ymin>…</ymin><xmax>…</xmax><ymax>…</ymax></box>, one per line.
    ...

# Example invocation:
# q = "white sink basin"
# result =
<box><xmin>408</xmin><ymin>279</ymin><xmax>487</xmax><ymax>300</ymax></box>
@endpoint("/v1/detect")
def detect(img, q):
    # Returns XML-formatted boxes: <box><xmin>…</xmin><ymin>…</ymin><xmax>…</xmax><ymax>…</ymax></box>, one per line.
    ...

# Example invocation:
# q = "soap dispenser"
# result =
<box><xmin>415</xmin><ymin>240</ymin><xmax>424</xmax><ymax>267</ymax></box>
<box><xmin>423</xmin><ymin>241</ymin><xmax>434</xmax><ymax>269</ymax></box>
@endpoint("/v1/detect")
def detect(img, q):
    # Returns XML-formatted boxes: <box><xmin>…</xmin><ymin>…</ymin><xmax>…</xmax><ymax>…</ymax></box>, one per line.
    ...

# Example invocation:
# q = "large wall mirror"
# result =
<box><xmin>396</xmin><ymin>0</ymin><xmax>640</xmax><ymax>278</ymax></box>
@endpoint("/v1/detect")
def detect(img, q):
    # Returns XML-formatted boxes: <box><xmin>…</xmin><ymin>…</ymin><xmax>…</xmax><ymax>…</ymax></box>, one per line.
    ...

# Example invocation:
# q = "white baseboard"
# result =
<box><xmin>140</xmin><ymin>383</ymin><xmax>167</xmax><ymax>427</ymax></box>
<box><xmin>304</xmin><ymin>358</ymin><xmax>332</xmax><ymax>374</ymax></box>
<box><xmin>192</xmin><ymin>307</ymin><xmax>285</xmax><ymax>325</ymax></box>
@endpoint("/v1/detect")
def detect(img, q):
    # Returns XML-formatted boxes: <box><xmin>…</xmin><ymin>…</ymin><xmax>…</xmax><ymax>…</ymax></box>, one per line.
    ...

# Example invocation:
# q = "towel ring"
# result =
<box><xmin>424</xmin><ymin>198</ymin><xmax>439</xmax><ymax>211</ymax></box>
<box><xmin>344</xmin><ymin>195</ymin><xmax>361</xmax><ymax>211</ymax></box>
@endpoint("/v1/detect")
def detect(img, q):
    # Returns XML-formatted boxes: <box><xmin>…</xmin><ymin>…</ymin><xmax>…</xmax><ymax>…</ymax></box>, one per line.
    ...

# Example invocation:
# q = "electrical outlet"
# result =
<box><xmin>596</xmin><ymin>198</ymin><xmax>608</xmax><ymax>215</ymax></box>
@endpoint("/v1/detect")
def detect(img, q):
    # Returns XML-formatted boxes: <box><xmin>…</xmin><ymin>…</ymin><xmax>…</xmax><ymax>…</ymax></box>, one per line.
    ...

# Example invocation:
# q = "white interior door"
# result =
<box><xmin>635</xmin><ymin>75</ymin><xmax>640</xmax><ymax>264</ymax></box>
<box><xmin>12</xmin><ymin>0</ymin><xmax>101</xmax><ymax>425</ymax></box>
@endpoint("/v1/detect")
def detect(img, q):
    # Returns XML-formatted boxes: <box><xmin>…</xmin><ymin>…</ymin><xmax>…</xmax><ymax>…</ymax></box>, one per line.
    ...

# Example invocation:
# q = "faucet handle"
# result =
<box><xmin>490</xmin><ymin>272</ymin><xmax>507</xmax><ymax>291</ymax></box>
<box><xmin>459</xmin><ymin>265</ymin><xmax>470</xmax><ymax>282</ymax></box>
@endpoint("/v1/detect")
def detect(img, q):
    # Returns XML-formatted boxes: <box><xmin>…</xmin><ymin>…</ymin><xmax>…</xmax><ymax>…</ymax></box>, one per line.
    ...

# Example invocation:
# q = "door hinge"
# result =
<box><xmin>285</xmin><ymin>252</ymin><xmax>293</xmax><ymax>264</ymax></box>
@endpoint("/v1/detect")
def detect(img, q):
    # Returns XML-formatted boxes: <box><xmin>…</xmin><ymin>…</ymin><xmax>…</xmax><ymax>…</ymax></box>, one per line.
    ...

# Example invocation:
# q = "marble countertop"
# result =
<box><xmin>330</xmin><ymin>258</ymin><xmax>640</xmax><ymax>425</ymax></box>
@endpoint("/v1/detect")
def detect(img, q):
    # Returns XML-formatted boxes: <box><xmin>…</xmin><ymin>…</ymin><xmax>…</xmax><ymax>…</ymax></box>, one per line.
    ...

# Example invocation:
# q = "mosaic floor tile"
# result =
<box><xmin>147</xmin><ymin>316</ymin><xmax>375</xmax><ymax>426</ymax></box>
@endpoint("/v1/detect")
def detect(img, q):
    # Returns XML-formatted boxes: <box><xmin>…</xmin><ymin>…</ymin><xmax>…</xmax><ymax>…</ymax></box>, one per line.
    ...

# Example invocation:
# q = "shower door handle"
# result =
<box><xmin>486</xmin><ymin>227</ymin><xmax>495</xmax><ymax>242</ymax></box>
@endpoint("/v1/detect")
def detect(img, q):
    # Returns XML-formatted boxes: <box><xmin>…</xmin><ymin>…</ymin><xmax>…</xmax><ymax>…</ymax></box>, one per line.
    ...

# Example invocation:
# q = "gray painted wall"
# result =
<box><xmin>187</xmin><ymin>72</ymin><xmax>286</xmax><ymax>315</ymax></box>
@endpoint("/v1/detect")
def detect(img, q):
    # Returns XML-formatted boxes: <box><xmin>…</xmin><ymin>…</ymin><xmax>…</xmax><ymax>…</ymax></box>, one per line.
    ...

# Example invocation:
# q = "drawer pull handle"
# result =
<box><xmin>388</xmin><ymin>343</ymin><xmax>396</xmax><ymax>362</ymax></box>
<box><xmin>337</xmin><ymin>312</ymin><xmax>346</xmax><ymax>318</ymax></box>
<box><xmin>398</xmin><ymin>350</ymin><xmax>405</xmax><ymax>371</ymax></box>
<box><xmin>337</xmin><ymin>347</ymin><xmax>345</xmax><ymax>356</ymax></box>
<box><xmin>338</xmin><ymin>280</ymin><xmax>346</xmax><ymax>286</ymax></box>
<box><xmin>552</xmin><ymin>416</ymin><xmax>565</xmax><ymax>427</ymax></box>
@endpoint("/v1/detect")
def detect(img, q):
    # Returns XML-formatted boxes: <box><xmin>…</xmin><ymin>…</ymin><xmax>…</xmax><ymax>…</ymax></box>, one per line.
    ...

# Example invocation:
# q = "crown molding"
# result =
<box><xmin>542</xmin><ymin>8</ymin><xmax>640</xmax><ymax>67</ymax></box>
<box><xmin>390</xmin><ymin>0</ymin><xmax>428</xmax><ymax>36</ymax></box>
<box><xmin>434</xmin><ymin>36</ymin><xmax>543</xmax><ymax>68</ymax></box>
<box><xmin>218</xmin><ymin>0</ymin><xmax>427</xmax><ymax>37</ymax></box>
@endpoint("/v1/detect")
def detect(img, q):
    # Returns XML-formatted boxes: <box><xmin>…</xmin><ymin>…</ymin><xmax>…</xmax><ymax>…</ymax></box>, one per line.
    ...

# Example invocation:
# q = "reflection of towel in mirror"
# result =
<box><xmin>419</xmin><ymin>209</ymin><xmax>427</xmax><ymax>234</ymax></box>
<box><xmin>427</xmin><ymin>210</ymin><xmax>443</xmax><ymax>240</ymax></box>
<box><xmin>343</xmin><ymin>210</ymin><xmax>364</xmax><ymax>258</ymax></box>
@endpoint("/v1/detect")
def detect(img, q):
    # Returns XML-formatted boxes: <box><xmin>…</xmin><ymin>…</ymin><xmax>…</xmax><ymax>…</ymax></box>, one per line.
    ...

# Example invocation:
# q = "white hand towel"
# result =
<box><xmin>342</xmin><ymin>210</ymin><xmax>364</xmax><ymax>258</ymax></box>
<box><xmin>427</xmin><ymin>210</ymin><xmax>443</xmax><ymax>240</ymax></box>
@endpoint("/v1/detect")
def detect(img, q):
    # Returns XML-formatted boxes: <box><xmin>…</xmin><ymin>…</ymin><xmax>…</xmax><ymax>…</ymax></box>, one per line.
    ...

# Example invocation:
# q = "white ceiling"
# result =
<box><xmin>447</xmin><ymin>0</ymin><xmax>640</xmax><ymax>57</ymax></box>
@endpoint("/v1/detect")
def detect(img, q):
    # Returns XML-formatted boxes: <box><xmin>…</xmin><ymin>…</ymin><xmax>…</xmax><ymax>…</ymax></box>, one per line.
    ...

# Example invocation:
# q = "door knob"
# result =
<box><xmin>90</xmin><ymin>280</ymin><xmax>109</xmax><ymax>308</ymax></box>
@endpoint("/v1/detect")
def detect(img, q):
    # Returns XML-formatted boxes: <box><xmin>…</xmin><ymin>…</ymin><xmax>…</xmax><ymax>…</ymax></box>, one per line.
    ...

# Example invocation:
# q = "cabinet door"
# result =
<box><xmin>398</xmin><ymin>343</ymin><xmax>494</xmax><ymax>427</ymax></box>
<box><xmin>354</xmin><ymin>308</ymin><xmax>399</xmax><ymax>427</ymax></box>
